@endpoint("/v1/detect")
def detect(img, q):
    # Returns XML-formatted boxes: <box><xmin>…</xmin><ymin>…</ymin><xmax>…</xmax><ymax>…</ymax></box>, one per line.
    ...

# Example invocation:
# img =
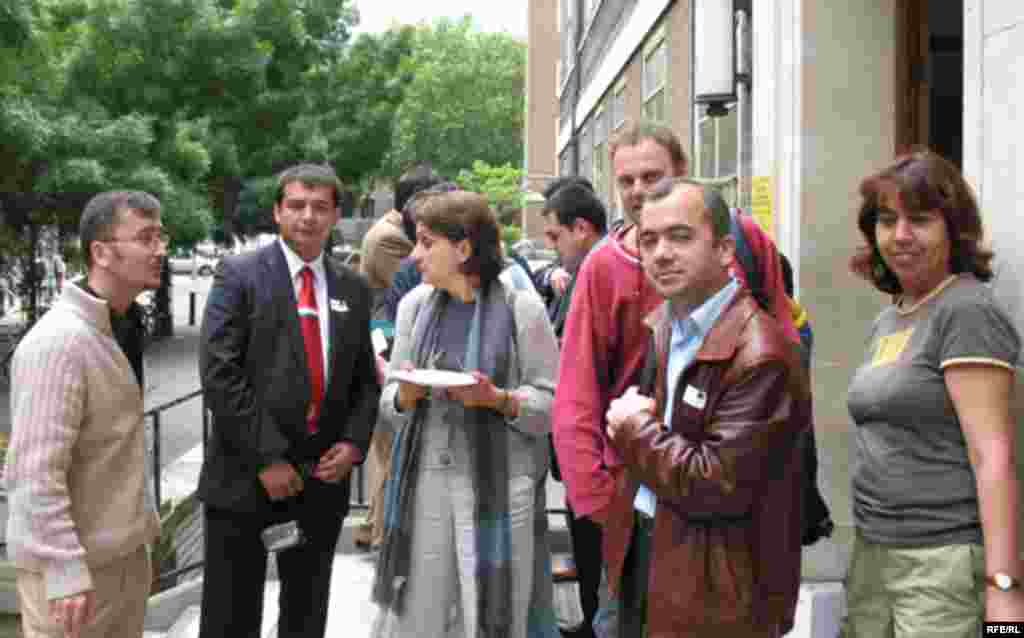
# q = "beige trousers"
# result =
<box><xmin>363</xmin><ymin>428</ymin><xmax>394</xmax><ymax>546</ymax></box>
<box><xmin>17</xmin><ymin>545</ymin><xmax>151</xmax><ymax>638</ymax></box>
<box><xmin>840</xmin><ymin>534</ymin><xmax>984</xmax><ymax>638</ymax></box>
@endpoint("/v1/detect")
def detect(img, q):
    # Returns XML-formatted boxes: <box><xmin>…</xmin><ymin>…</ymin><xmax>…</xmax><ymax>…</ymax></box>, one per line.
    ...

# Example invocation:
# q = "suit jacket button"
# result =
<box><xmin>439</xmin><ymin>452</ymin><xmax>452</xmax><ymax>466</ymax></box>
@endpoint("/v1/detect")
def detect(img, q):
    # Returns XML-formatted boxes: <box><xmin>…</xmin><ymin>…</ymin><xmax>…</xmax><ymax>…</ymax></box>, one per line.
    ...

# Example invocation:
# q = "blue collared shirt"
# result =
<box><xmin>634</xmin><ymin>279</ymin><xmax>740</xmax><ymax>516</ymax></box>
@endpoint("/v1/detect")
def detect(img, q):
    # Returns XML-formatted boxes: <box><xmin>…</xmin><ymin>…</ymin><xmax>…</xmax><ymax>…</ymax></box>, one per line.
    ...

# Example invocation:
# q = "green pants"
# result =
<box><xmin>840</xmin><ymin>533</ymin><xmax>984</xmax><ymax>638</ymax></box>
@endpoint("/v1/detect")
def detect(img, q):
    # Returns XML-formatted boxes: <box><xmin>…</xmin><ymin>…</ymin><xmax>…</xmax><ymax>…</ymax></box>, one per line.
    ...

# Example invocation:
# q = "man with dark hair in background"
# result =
<box><xmin>541</xmin><ymin>182</ymin><xmax>607</xmax><ymax>637</ymax></box>
<box><xmin>542</xmin><ymin>184</ymin><xmax>607</xmax><ymax>341</ymax></box>
<box><xmin>533</xmin><ymin>177</ymin><xmax>596</xmax><ymax>306</ymax></box>
<box><xmin>355</xmin><ymin>163</ymin><xmax>441</xmax><ymax>550</ymax></box>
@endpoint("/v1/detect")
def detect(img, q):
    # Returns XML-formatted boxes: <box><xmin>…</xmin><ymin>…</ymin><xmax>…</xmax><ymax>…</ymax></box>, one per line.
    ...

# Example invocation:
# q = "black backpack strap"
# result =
<box><xmin>637</xmin><ymin>332</ymin><xmax>658</xmax><ymax>398</ymax></box>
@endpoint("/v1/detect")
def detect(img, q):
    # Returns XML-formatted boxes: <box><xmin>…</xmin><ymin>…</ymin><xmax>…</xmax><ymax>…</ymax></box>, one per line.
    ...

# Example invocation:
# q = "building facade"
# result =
<box><xmin>526</xmin><ymin>0</ymin><xmax>1024</xmax><ymax>595</ymax></box>
<box><xmin>525</xmin><ymin>0</ymin><xmax>695</xmax><ymax>229</ymax></box>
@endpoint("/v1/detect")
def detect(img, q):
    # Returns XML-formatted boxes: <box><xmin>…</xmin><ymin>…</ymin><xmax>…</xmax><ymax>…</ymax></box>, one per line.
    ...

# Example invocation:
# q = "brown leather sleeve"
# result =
<box><xmin>611</xmin><ymin>360</ymin><xmax>801</xmax><ymax>516</ymax></box>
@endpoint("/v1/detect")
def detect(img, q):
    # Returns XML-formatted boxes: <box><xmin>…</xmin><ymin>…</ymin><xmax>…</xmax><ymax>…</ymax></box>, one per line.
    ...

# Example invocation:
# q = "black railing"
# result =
<box><xmin>147</xmin><ymin>389</ymin><xmax>572</xmax><ymax>594</ymax></box>
<box><xmin>146</xmin><ymin>389</ymin><xmax>206</xmax><ymax>511</ymax></box>
<box><xmin>148</xmin><ymin>389</ymin><xmax>369</xmax><ymax>589</ymax></box>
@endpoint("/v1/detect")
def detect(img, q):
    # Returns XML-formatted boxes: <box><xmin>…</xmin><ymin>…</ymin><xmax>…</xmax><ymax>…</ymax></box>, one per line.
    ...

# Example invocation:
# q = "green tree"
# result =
<box><xmin>0</xmin><ymin>0</ymin><xmax>215</xmax><ymax>247</ymax></box>
<box><xmin>386</xmin><ymin>17</ymin><xmax>526</xmax><ymax>179</ymax></box>
<box><xmin>61</xmin><ymin>0</ymin><xmax>413</xmax><ymax>244</ymax></box>
<box><xmin>0</xmin><ymin>0</ymin><xmax>214</xmax><ymax>322</ymax></box>
<box><xmin>455</xmin><ymin>160</ymin><xmax>524</xmax><ymax>225</ymax></box>
<box><xmin>229</xmin><ymin>26</ymin><xmax>415</xmax><ymax>237</ymax></box>
<box><xmin>322</xmin><ymin>28</ymin><xmax>415</xmax><ymax>187</ymax></box>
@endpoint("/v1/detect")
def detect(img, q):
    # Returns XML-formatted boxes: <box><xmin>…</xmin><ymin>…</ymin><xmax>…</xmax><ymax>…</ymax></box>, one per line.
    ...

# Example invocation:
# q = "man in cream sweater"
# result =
<box><xmin>5</xmin><ymin>191</ymin><xmax>166</xmax><ymax>637</ymax></box>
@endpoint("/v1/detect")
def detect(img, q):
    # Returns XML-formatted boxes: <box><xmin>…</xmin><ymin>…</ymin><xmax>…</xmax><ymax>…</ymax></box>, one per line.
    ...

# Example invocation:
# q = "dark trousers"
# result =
<box><xmin>563</xmin><ymin>505</ymin><xmax>603</xmax><ymax>638</ymax></box>
<box><xmin>198</xmin><ymin>487</ymin><xmax>345</xmax><ymax>638</ymax></box>
<box><xmin>619</xmin><ymin>514</ymin><xmax>653</xmax><ymax>638</ymax></box>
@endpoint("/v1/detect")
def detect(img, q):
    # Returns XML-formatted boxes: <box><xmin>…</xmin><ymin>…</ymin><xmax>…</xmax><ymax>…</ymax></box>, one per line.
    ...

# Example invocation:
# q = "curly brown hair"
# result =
<box><xmin>850</xmin><ymin>148</ymin><xmax>993</xmax><ymax>295</ymax></box>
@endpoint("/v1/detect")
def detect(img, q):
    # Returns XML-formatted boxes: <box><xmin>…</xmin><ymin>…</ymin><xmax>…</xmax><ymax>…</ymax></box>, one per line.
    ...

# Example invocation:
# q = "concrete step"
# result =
<box><xmin>165</xmin><ymin>604</ymin><xmax>200</xmax><ymax>638</ymax></box>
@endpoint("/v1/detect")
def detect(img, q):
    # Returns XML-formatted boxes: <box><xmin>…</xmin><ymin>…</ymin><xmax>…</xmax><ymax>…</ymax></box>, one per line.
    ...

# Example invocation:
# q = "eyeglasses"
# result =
<box><xmin>105</xmin><ymin>229</ymin><xmax>172</xmax><ymax>249</ymax></box>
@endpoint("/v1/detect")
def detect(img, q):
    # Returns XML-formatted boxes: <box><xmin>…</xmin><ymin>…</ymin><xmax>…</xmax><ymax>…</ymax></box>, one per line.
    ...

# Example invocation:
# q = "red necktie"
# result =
<box><xmin>298</xmin><ymin>266</ymin><xmax>324</xmax><ymax>434</ymax></box>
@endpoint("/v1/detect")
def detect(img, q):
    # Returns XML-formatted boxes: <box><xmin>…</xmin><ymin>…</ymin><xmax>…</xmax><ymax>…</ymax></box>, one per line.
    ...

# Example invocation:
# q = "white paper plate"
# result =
<box><xmin>392</xmin><ymin>369</ymin><xmax>477</xmax><ymax>388</ymax></box>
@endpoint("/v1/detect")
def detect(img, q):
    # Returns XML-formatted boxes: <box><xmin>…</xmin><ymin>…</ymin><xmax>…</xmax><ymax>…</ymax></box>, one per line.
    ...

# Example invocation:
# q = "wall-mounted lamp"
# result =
<box><xmin>694</xmin><ymin>0</ymin><xmax>751</xmax><ymax>117</ymax></box>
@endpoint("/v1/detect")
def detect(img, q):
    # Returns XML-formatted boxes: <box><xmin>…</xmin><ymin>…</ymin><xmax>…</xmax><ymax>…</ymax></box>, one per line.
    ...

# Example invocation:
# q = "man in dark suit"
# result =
<box><xmin>197</xmin><ymin>163</ymin><xmax>380</xmax><ymax>637</ymax></box>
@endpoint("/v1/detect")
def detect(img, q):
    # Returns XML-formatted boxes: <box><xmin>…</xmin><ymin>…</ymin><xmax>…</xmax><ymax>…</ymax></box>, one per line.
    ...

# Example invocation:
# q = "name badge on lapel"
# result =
<box><xmin>329</xmin><ymin>298</ymin><xmax>349</xmax><ymax>314</ymax></box>
<box><xmin>371</xmin><ymin>328</ymin><xmax>388</xmax><ymax>356</ymax></box>
<box><xmin>682</xmin><ymin>384</ymin><xmax>707</xmax><ymax>410</ymax></box>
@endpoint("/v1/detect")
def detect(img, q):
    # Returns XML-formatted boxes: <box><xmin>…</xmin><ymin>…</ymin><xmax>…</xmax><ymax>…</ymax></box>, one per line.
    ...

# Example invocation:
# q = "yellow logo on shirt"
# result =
<box><xmin>871</xmin><ymin>328</ymin><xmax>914</xmax><ymax>366</ymax></box>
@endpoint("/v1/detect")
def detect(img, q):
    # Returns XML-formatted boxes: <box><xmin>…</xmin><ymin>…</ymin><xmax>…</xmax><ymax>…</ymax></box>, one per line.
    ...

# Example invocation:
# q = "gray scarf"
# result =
<box><xmin>373</xmin><ymin>280</ymin><xmax>517</xmax><ymax>636</ymax></box>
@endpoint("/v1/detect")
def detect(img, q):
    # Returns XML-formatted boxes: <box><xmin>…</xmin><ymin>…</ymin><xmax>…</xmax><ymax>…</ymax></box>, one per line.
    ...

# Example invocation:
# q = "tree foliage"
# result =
<box><xmin>387</xmin><ymin>17</ymin><xmax>526</xmax><ymax>180</ymax></box>
<box><xmin>1</xmin><ymin>0</ymin><xmax>523</xmax><ymax>258</ymax></box>
<box><xmin>227</xmin><ymin>25</ymin><xmax>414</xmax><ymax>238</ymax></box>
<box><xmin>455</xmin><ymin>160</ymin><xmax>525</xmax><ymax>224</ymax></box>
<box><xmin>0</xmin><ymin>0</ymin><xmax>216</xmax><ymax>248</ymax></box>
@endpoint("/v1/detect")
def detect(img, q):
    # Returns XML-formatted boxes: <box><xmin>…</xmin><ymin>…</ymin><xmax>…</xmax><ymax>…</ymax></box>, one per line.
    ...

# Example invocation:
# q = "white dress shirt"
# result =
<box><xmin>278</xmin><ymin>239</ymin><xmax>331</xmax><ymax>382</ymax></box>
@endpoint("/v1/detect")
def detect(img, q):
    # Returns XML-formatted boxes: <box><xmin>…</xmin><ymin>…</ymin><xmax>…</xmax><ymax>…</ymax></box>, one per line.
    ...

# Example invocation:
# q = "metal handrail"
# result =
<box><xmin>145</xmin><ymin>389</ymin><xmax>205</xmax><ymax>511</ymax></box>
<box><xmin>147</xmin><ymin>389</ymin><xmax>369</xmax><ymax>510</ymax></box>
<box><xmin>155</xmin><ymin>558</ymin><xmax>207</xmax><ymax>586</ymax></box>
<box><xmin>148</xmin><ymin>389</ymin><xmax>369</xmax><ymax>589</ymax></box>
<box><xmin>146</xmin><ymin>389</ymin><xmax>572</xmax><ymax>592</ymax></box>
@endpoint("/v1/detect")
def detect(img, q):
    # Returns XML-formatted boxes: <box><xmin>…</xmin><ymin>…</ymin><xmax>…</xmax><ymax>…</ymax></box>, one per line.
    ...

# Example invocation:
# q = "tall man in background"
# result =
<box><xmin>198</xmin><ymin>163</ymin><xmax>380</xmax><ymax>637</ymax></box>
<box><xmin>551</xmin><ymin>120</ymin><xmax>688</xmax><ymax>636</ymax></box>
<box><xmin>6</xmin><ymin>191</ymin><xmax>165</xmax><ymax>637</ymax></box>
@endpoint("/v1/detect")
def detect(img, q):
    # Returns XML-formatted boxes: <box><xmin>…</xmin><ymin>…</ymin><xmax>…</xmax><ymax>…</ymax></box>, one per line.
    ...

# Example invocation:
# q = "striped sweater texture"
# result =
<box><xmin>4</xmin><ymin>283</ymin><xmax>159</xmax><ymax>599</ymax></box>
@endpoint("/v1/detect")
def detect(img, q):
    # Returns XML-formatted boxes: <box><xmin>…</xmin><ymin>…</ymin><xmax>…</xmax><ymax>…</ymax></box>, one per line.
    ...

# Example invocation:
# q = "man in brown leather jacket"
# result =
<box><xmin>604</xmin><ymin>179</ymin><xmax>809</xmax><ymax>637</ymax></box>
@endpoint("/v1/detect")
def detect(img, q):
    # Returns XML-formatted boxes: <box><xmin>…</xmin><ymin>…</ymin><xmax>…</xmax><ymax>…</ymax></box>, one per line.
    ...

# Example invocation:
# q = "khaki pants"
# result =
<box><xmin>17</xmin><ymin>545</ymin><xmax>151</xmax><ymax>638</ymax></box>
<box><xmin>840</xmin><ymin>533</ymin><xmax>984</xmax><ymax>638</ymax></box>
<box><xmin>362</xmin><ymin>428</ymin><xmax>394</xmax><ymax>546</ymax></box>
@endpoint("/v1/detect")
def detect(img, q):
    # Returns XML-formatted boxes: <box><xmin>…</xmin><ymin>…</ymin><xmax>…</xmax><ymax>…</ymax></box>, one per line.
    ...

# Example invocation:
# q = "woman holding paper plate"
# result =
<box><xmin>371</xmin><ymin>190</ymin><xmax>561</xmax><ymax>638</ymax></box>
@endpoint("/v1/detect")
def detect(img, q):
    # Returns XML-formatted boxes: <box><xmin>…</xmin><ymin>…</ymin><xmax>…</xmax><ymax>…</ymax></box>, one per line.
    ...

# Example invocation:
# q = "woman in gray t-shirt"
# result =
<box><xmin>843</xmin><ymin>150</ymin><xmax>1023</xmax><ymax>637</ymax></box>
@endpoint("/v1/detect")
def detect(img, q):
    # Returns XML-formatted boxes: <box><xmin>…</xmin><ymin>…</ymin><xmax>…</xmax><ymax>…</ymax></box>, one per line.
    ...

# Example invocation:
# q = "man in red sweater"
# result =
<box><xmin>551</xmin><ymin>120</ymin><xmax>688</xmax><ymax>637</ymax></box>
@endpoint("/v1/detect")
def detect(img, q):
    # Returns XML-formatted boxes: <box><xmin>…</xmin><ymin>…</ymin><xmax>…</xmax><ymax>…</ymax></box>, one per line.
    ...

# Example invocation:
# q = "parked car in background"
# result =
<box><xmin>510</xmin><ymin>238</ymin><xmax>556</xmax><ymax>264</ymax></box>
<box><xmin>168</xmin><ymin>251</ymin><xmax>218</xmax><ymax>276</ymax></box>
<box><xmin>509</xmin><ymin>238</ymin><xmax>556</xmax><ymax>276</ymax></box>
<box><xmin>331</xmin><ymin>244</ymin><xmax>362</xmax><ymax>269</ymax></box>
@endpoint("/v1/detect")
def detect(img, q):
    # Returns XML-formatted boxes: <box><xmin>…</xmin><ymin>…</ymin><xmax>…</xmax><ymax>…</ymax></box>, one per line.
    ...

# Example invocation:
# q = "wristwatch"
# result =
<box><xmin>987</xmin><ymin>572</ymin><xmax>1021</xmax><ymax>591</ymax></box>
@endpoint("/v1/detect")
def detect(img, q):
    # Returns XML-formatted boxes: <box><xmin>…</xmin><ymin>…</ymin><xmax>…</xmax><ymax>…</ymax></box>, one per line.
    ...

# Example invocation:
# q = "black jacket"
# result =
<box><xmin>198</xmin><ymin>242</ymin><xmax>380</xmax><ymax>514</ymax></box>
